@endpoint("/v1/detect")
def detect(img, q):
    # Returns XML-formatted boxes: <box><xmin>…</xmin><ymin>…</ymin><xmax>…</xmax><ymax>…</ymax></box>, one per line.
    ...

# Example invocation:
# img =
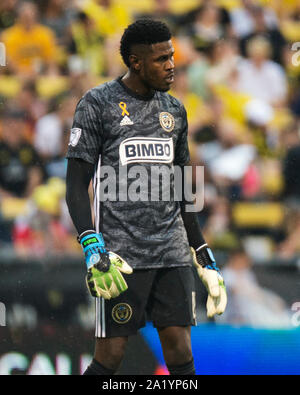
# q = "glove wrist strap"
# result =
<box><xmin>195</xmin><ymin>243</ymin><xmax>208</xmax><ymax>253</ymax></box>
<box><xmin>196</xmin><ymin>244</ymin><xmax>218</xmax><ymax>271</ymax></box>
<box><xmin>77</xmin><ymin>230</ymin><xmax>97</xmax><ymax>243</ymax></box>
<box><xmin>78</xmin><ymin>231</ymin><xmax>105</xmax><ymax>249</ymax></box>
<box><xmin>78</xmin><ymin>230</ymin><xmax>109</xmax><ymax>271</ymax></box>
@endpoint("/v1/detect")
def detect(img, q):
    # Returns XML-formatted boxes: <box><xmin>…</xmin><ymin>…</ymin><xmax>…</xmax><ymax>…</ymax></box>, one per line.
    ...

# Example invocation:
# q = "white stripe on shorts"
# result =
<box><xmin>93</xmin><ymin>155</ymin><xmax>106</xmax><ymax>338</ymax></box>
<box><xmin>95</xmin><ymin>297</ymin><xmax>106</xmax><ymax>338</ymax></box>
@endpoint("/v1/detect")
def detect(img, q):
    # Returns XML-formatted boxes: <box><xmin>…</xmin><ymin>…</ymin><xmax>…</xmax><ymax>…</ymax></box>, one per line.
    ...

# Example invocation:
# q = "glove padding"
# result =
<box><xmin>79</xmin><ymin>231</ymin><xmax>132</xmax><ymax>299</ymax></box>
<box><xmin>86</xmin><ymin>251</ymin><xmax>133</xmax><ymax>299</ymax></box>
<box><xmin>191</xmin><ymin>247</ymin><xmax>227</xmax><ymax>318</ymax></box>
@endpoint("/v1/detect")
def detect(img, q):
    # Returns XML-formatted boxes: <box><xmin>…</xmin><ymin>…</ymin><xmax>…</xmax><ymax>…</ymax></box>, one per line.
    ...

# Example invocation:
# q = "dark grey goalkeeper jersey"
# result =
<box><xmin>67</xmin><ymin>77</ymin><xmax>193</xmax><ymax>269</ymax></box>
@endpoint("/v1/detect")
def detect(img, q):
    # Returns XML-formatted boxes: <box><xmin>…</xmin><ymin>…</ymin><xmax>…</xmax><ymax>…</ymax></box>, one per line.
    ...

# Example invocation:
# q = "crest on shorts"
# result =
<box><xmin>69</xmin><ymin>128</ymin><xmax>82</xmax><ymax>147</ymax></box>
<box><xmin>159</xmin><ymin>112</ymin><xmax>175</xmax><ymax>133</ymax></box>
<box><xmin>112</xmin><ymin>303</ymin><xmax>132</xmax><ymax>324</ymax></box>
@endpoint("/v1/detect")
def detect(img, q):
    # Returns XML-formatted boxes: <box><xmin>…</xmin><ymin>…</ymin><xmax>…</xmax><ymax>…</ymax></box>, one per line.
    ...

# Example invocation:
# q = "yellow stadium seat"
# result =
<box><xmin>281</xmin><ymin>20</ymin><xmax>300</xmax><ymax>42</ymax></box>
<box><xmin>1</xmin><ymin>198</ymin><xmax>28</xmax><ymax>219</ymax></box>
<box><xmin>0</xmin><ymin>76</ymin><xmax>21</xmax><ymax>98</ymax></box>
<box><xmin>232</xmin><ymin>202</ymin><xmax>285</xmax><ymax>228</ymax></box>
<box><xmin>36</xmin><ymin>76</ymin><xmax>70</xmax><ymax>99</ymax></box>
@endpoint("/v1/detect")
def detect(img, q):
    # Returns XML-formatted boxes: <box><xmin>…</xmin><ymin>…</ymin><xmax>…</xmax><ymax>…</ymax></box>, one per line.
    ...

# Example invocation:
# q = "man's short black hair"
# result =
<box><xmin>120</xmin><ymin>19</ymin><xmax>172</xmax><ymax>68</ymax></box>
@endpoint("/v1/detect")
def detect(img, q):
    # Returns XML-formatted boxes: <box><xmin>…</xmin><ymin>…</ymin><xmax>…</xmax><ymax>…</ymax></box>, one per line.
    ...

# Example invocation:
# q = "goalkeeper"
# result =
<box><xmin>66</xmin><ymin>19</ymin><xmax>227</xmax><ymax>376</ymax></box>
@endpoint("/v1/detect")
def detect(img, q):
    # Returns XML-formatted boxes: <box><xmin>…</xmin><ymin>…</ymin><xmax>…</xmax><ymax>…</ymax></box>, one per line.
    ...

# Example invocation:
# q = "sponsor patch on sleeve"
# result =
<box><xmin>68</xmin><ymin>128</ymin><xmax>82</xmax><ymax>147</ymax></box>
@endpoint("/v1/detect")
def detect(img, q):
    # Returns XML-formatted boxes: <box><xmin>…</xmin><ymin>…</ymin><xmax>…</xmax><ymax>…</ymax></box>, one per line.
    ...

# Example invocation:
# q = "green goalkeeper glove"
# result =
<box><xmin>79</xmin><ymin>231</ymin><xmax>133</xmax><ymax>299</ymax></box>
<box><xmin>191</xmin><ymin>245</ymin><xmax>227</xmax><ymax>318</ymax></box>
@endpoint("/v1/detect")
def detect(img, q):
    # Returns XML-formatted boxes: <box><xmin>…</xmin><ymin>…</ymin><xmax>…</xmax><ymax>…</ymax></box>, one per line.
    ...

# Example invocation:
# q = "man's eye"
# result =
<box><xmin>156</xmin><ymin>54</ymin><xmax>174</xmax><ymax>62</ymax></box>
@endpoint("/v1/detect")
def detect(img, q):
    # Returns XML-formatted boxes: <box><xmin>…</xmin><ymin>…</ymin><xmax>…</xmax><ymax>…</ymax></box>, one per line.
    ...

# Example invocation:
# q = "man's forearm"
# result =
<box><xmin>180</xmin><ymin>165</ymin><xmax>206</xmax><ymax>250</ymax></box>
<box><xmin>66</xmin><ymin>158</ymin><xmax>95</xmax><ymax>235</ymax></box>
<box><xmin>181</xmin><ymin>206</ymin><xmax>206</xmax><ymax>250</ymax></box>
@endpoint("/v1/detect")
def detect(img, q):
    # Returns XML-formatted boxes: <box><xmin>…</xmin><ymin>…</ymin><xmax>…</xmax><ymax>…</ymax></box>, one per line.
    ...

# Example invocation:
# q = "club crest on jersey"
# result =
<box><xmin>159</xmin><ymin>112</ymin><xmax>175</xmax><ymax>133</ymax></box>
<box><xmin>119</xmin><ymin>137</ymin><xmax>174</xmax><ymax>165</ymax></box>
<box><xmin>68</xmin><ymin>128</ymin><xmax>82</xmax><ymax>147</ymax></box>
<box><xmin>112</xmin><ymin>303</ymin><xmax>132</xmax><ymax>324</ymax></box>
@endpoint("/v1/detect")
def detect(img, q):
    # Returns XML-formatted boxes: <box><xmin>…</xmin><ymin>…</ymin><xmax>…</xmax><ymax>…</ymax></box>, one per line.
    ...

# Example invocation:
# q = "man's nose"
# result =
<box><xmin>166</xmin><ymin>57</ymin><xmax>175</xmax><ymax>70</ymax></box>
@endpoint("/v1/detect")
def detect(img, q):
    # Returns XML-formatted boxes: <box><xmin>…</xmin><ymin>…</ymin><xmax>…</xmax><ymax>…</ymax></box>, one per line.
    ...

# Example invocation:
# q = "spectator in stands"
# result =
<box><xmin>13</xmin><ymin>177</ymin><xmax>78</xmax><ymax>257</ymax></box>
<box><xmin>219</xmin><ymin>247</ymin><xmax>291</xmax><ymax>328</ymax></box>
<box><xmin>185</xmin><ymin>24</ymin><xmax>239</xmax><ymax>101</ymax></box>
<box><xmin>41</xmin><ymin>0</ymin><xmax>75</xmax><ymax>46</ymax></box>
<box><xmin>77</xmin><ymin>0</ymin><xmax>132</xmax><ymax>78</ymax></box>
<box><xmin>68</xmin><ymin>11</ymin><xmax>105</xmax><ymax>77</ymax></box>
<box><xmin>185</xmin><ymin>39</ymin><xmax>211</xmax><ymax>100</ymax></box>
<box><xmin>14</xmin><ymin>81</ymin><xmax>48</xmax><ymax>128</ymax></box>
<box><xmin>185</xmin><ymin>3</ymin><xmax>224</xmax><ymax>53</ymax></box>
<box><xmin>4</xmin><ymin>81</ymin><xmax>49</xmax><ymax>144</ymax></box>
<box><xmin>1</xmin><ymin>1</ymin><xmax>58</xmax><ymax>77</ymax></box>
<box><xmin>34</xmin><ymin>96</ymin><xmax>77</xmax><ymax>178</ymax></box>
<box><xmin>205</xmin><ymin>38</ymin><xmax>240</xmax><ymax>88</ymax></box>
<box><xmin>170</xmin><ymin>66</ymin><xmax>210</xmax><ymax>136</ymax></box>
<box><xmin>202</xmin><ymin>195</ymin><xmax>238</xmax><ymax>250</ymax></box>
<box><xmin>179</xmin><ymin>0</ymin><xmax>232</xmax><ymax>37</ymax></box>
<box><xmin>240</xmin><ymin>6</ymin><xmax>287</xmax><ymax>65</ymax></box>
<box><xmin>197</xmin><ymin>118</ymin><xmax>256</xmax><ymax>200</ymax></box>
<box><xmin>230</xmin><ymin>0</ymin><xmax>278</xmax><ymax>38</ymax></box>
<box><xmin>237</xmin><ymin>36</ymin><xmax>288</xmax><ymax>107</ymax></box>
<box><xmin>0</xmin><ymin>108</ymin><xmax>43</xmax><ymax>199</ymax></box>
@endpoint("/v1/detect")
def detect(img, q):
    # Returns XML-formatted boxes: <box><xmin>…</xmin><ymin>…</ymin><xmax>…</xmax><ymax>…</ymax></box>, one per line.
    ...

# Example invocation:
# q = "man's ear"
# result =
<box><xmin>129</xmin><ymin>54</ymin><xmax>141</xmax><ymax>72</ymax></box>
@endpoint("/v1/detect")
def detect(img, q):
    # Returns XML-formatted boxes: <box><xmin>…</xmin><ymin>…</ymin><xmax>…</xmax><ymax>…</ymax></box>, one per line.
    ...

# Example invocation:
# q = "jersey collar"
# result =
<box><xmin>117</xmin><ymin>76</ymin><xmax>156</xmax><ymax>102</ymax></box>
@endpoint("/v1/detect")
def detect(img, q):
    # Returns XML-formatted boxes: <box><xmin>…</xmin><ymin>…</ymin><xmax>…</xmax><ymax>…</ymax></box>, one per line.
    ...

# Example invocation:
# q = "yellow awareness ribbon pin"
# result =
<box><xmin>119</xmin><ymin>102</ymin><xmax>129</xmax><ymax>117</ymax></box>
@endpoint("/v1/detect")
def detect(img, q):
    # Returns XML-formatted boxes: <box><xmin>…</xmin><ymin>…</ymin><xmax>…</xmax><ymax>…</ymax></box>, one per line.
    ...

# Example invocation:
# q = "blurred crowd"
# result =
<box><xmin>1</xmin><ymin>0</ymin><xmax>300</xmax><ymax>269</ymax></box>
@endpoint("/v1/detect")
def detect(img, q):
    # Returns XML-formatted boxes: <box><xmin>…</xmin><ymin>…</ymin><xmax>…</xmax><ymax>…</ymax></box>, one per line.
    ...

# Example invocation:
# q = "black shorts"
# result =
<box><xmin>94</xmin><ymin>266</ymin><xmax>197</xmax><ymax>338</ymax></box>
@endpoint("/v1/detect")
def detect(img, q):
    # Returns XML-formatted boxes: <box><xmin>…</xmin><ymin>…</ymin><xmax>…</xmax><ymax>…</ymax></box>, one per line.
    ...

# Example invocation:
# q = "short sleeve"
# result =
<box><xmin>174</xmin><ymin>105</ymin><xmax>190</xmax><ymax>167</ymax></box>
<box><xmin>66</xmin><ymin>90</ymin><xmax>103</xmax><ymax>164</ymax></box>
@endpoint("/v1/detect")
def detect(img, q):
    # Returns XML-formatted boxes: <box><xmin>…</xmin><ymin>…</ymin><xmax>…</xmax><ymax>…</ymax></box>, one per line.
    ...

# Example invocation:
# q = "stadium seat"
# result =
<box><xmin>232</xmin><ymin>202</ymin><xmax>285</xmax><ymax>228</ymax></box>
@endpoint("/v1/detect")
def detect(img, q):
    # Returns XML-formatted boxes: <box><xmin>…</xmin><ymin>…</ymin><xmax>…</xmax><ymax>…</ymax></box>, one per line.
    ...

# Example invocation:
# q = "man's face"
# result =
<box><xmin>18</xmin><ymin>3</ymin><xmax>37</xmax><ymax>27</ymax></box>
<box><xmin>138</xmin><ymin>40</ymin><xmax>175</xmax><ymax>92</ymax></box>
